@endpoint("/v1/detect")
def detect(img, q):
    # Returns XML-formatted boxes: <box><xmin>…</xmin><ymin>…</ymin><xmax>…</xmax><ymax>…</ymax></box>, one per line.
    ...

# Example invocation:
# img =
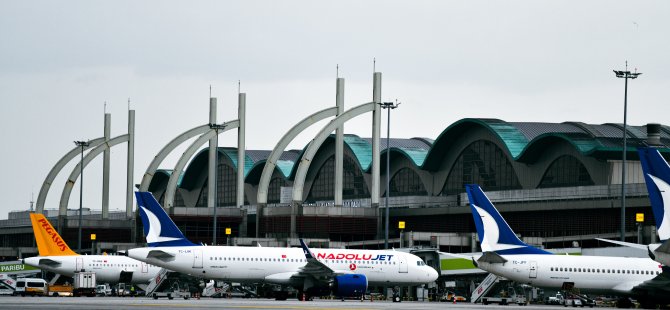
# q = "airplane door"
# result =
<box><xmin>76</xmin><ymin>257</ymin><xmax>84</xmax><ymax>271</ymax></box>
<box><xmin>193</xmin><ymin>249</ymin><xmax>203</xmax><ymax>268</ymax></box>
<box><xmin>529</xmin><ymin>261</ymin><xmax>537</xmax><ymax>278</ymax></box>
<box><xmin>398</xmin><ymin>255</ymin><xmax>408</xmax><ymax>273</ymax></box>
<box><xmin>141</xmin><ymin>262</ymin><xmax>148</xmax><ymax>273</ymax></box>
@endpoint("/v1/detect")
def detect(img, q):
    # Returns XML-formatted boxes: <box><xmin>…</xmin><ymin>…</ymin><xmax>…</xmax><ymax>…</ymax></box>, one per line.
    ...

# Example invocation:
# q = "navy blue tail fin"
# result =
<box><xmin>465</xmin><ymin>184</ymin><xmax>551</xmax><ymax>255</ymax></box>
<box><xmin>638</xmin><ymin>147</ymin><xmax>670</xmax><ymax>241</ymax></box>
<box><xmin>135</xmin><ymin>192</ymin><xmax>196</xmax><ymax>247</ymax></box>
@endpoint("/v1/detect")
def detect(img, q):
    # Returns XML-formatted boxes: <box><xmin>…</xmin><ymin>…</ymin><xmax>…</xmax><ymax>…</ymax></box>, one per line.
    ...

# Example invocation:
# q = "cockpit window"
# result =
<box><xmin>417</xmin><ymin>261</ymin><xmax>426</xmax><ymax>266</ymax></box>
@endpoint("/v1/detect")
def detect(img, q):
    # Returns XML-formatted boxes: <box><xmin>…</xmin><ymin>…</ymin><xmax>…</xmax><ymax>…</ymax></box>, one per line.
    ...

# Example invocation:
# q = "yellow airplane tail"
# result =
<box><xmin>30</xmin><ymin>213</ymin><xmax>78</xmax><ymax>256</ymax></box>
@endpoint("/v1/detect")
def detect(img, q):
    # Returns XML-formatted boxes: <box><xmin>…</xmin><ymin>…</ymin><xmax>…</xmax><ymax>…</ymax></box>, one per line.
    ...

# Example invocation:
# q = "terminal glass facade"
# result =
<box><xmin>442</xmin><ymin>140</ymin><xmax>521</xmax><ymax>195</ymax></box>
<box><xmin>306</xmin><ymin>155</ymin><xmax>370</xmax><ymax>202</ymax></box>
<box><xmin>538</xmin><ymin>155</ymin><xmax>594</xmax><ymax>188</ymax></box>
<box><xmin>195</xmin><ymin>162</ymin><xmax>249</xmax><ymax>207</ymax></box>
<box><xmin>267</xmin><ymin>177</ymin><xmax>288</xmax><ymax>204</ymax></box>
<box><xmin>389</xmin><ymin>167</ymin><xmax>427</xmax><ymax>196</ymax></box>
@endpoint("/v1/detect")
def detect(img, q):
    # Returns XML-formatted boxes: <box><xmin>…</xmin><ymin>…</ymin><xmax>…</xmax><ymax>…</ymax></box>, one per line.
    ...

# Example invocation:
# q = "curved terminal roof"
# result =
<box><xmin>423</xmin><ymin>118</ymin><xmax>670</xmax><ymax>170</ymax></box>
<box><xmin>172</xmin><ymin>118</ymin><xmax>670</xmax><ymax>186</ymax></box>
<box><xmin>180</xmin><ymin>147</ymin><xmax>271</xmax><ymax>190</ymax></box>
<box><xmin>286</xmin><ymin>134</ymin><xmax>433</xmax><ymax>178</ymax></box>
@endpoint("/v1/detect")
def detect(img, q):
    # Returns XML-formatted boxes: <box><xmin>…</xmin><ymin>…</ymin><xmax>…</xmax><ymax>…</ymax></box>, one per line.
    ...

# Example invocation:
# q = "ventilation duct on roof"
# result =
<box><xmin>647</xmin><ymin>123</ymin><xmax>662</xmax><ymax>146</ymax></box>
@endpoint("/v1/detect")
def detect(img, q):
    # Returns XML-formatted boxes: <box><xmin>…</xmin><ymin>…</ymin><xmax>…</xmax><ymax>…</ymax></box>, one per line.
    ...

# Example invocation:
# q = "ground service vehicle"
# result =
<box><xmin>73</xmin><ymin>271</ymin><xmax>96</xmax><ymax>297</ymax></box>
<box><xmin>14</xmin><ymin>278</ymin><xmax>47</xmax><ymax>296</ymax></box>
<box><xmin>48</xmin><ymin>284</ymin><xmax>73</xmax><ymax>297</ymax></box>
<box><xmin>481</xmin><ymin>286</ymin><xmax>526</xmax><ymax>305</ymax></box>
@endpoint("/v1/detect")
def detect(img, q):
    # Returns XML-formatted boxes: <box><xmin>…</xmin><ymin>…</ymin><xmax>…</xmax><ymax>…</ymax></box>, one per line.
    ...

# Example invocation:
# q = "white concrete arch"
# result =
<box><xmin>164</xmin><ymin>120</ymin><xmax>240</xmax><ymax>209</ymax></box>
<box><xmin>256</xmin><ymin>107</ymin><xmax>338</xmax><ymax>205</ymax></box>
<box><xmin>36</xmin><ymin>137</ymin><xmax>105</xmax><ymax>214</ymax></box>
<box><xmin>58</xmin><ymin>134</ymin><xmax>129</xmax><ymax>215</ymax></box>
<box><xmin>138</xmin><ymin>124</ymin><xmax>211</xmax><ymax>192</ymax></box>
<box><xmin>292</xmin><ymin>102</ymin><xmax>376</xmax><ymax>203</ymax></box>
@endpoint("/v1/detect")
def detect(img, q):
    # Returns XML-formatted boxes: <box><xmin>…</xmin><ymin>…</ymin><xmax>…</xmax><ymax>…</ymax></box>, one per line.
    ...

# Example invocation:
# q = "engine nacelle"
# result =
<box><xmin>333</xmin><ymin>274</ymin><xmax>368</xmax><ymax>297</ymax></box>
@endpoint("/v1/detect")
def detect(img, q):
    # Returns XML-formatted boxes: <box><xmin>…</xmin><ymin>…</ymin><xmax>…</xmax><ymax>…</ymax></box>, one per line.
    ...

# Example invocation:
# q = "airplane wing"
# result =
<box><xmin>146</xmin><ymin>249</ymin><xmax>176</xmax><ymax>261</ymax></box>
<box><xmin>38</xmin><ymin>258</ymin><xmax>62</xmax><ymax>267</ymax></box>
<box><xmin>436</xmin><ymin>251</ymin><xmax>480</xmax><ymax>260</ymax></box>
<box><xmin>595</xmin><ymin>238</ymin><xmax>648</xmax><ymax>251</ymax></box>
<box><xmin>297</xmin><ymin>239</ymin><xmax>343</xmax><ymax>278</ymax></box>
<box><xmin>264</xmin><ymin>240</ymin><xmax>357</xmax><ymax>286</ymax></box>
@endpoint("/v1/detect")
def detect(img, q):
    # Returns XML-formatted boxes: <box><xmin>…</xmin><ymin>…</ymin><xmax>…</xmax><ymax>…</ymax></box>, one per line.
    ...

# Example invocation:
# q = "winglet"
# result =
<box><xmin>29</xmin><ymin>213</ymin><xmax>78</xmax><ymax>256</ymax></box>
<box><xmin>638</xmin><ymin>147</ymin><xmax>670</xmax><ymax>241</ymax></box>
<box><xmin>299</xmin><ymin>239</ymin><xmax>315</xmax><ymax>260</ymax></box>
<box><xmin>135</xmin><ymin>192</ymin><xmax>197</xmax><ymax>247</ymax></box>
<box><xmin>466</xmin><ymin>184</ymin><xmax>551</xmax><ymax>255</ymax></box>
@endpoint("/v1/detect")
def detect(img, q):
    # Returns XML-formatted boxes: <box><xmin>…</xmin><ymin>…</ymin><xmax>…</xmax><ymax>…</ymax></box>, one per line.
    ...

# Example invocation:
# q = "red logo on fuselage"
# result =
<box><xmin>349</xmin><ymin>263</ymin><xmax>357</xmax><ymax>271</ymax></box>
<box><xmin>37</xmin><ymin>218</ymin><xmax>67</xmax><ymax>252</ymax></box>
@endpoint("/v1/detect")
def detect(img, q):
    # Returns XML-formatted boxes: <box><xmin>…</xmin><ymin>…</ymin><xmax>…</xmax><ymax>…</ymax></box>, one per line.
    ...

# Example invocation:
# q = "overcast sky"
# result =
<box><xmin>1</xmin><ymin>1</ymin><xmax>669</xmax><ymax>219</ymax></box>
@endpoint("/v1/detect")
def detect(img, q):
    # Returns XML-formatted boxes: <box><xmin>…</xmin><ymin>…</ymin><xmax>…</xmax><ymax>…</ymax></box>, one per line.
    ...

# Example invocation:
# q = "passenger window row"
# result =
<box><xmin>207</xmin><ymin>256</ymin><xmax>396</xmax><ymax>265</ymax></box>
<box><xmin>549</xmin><ymin>267</ymin><xmax>660</xmax><ymax>275</ymax></box>
<box><xmin>209</xmin><ymin>257</ymin><xmax>305</xmax><ymax>263</ymax></box>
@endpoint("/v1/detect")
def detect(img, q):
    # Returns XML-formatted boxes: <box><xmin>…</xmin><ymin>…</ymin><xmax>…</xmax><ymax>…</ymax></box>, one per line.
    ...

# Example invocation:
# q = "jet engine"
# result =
<box><xmin>333</xmin><ymin>274</ymin><xmax>368</xmax><ymax>297</ymax></box>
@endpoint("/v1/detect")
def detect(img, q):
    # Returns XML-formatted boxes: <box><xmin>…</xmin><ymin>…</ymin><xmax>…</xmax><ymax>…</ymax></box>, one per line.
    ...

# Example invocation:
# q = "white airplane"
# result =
<box><xmin>127</xmin><ymin>192</ymin><xmax>438</xmax><ymax>300</ymax></box>
<box><xmin>596</xmin><ymin>147</ymin><xmax>670</xmax><ymax>266</ymax></box>
<box><xmin>23</xmin><ymin>213</ymin><xmax>162</xmax><ymax>286</ymax></box>
<box><xmin>464</xmin><ymin>184</ymin><xmax>670</xmax><ymax>308</ymax></box>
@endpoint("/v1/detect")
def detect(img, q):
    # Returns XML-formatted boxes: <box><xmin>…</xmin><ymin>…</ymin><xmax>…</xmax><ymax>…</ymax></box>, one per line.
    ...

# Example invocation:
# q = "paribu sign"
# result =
<box><xmin>0</xmin><ymin>263</ymin><xmax>39</xmax><ymax>273</ymax></box>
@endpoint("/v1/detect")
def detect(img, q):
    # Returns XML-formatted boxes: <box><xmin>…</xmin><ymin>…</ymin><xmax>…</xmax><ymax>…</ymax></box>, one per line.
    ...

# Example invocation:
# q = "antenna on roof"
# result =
<box><xmin>209</xmin><ymin>85</ymin><xmax>212</xmax><ymax>98</ymax></box>
<box><xmin>104</xmin><ymin>101</ymin><xmax>107</xmax><ymax>114</ymax></box>
<box><xmin>30</xmin><ymin>192</ymin><xmax>34</xmax><ymax>212</ymax></box>
<box><xmin>127</xmin><ymin>98</ymin><xmax>131</xmax><ymax>110</ymax></box>
<box><xmin>336</xmin><ymin>64</ymin><xmax>339</xmax><ymax>78</ymax></box>
<box><xmin>238</xmin><ymin>80</ymin><xmax>241</xmax><ymax>94</ymax></box>
<box><xmin>373</xmin><ymin>58</ymin><xmax>376</xmax><ymax>72</ymax></box>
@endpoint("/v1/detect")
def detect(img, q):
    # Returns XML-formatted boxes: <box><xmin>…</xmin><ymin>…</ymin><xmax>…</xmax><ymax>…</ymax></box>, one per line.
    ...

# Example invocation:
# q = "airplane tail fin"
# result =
<box><xmin>465</xmin><ymin>184</ymin><xmax>551</xmax><ymax>255</ymax></box>
<box><xmin>638</xmin><ymin>147</ymin><xmax>670</xmax><ymax>241</ymax></box>
<box><xmin>135</xmin><ymin>192</ymin><xmax>196</xmax><ymax>247</ymax></box>
<box><xmin>29</xmin><ymin>213</ymin><xmax>78</xmax><ymax>256</ymax></box>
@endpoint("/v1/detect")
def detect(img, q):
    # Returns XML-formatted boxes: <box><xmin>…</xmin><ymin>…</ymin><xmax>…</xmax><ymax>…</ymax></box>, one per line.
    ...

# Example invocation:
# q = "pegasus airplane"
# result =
<box><xmin>127</xmin><ymin>192</ymin><xmax>438</xmax><ymax>300</ymax></box>
<box><xmin>23</xmin><ymin>213</ymin><xmax>162</xmax><ymax>286</ymax></box>
<box><xmin>465</xmin><ymin>184</ymin><xmax>670</xmax><ymax>308</ymax></box>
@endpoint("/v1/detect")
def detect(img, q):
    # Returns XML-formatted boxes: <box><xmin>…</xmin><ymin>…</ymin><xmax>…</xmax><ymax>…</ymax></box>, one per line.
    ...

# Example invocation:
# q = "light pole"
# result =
<box><xmin>380</xmin><ymin>101</ymin><xmax>400</xmax><ymax>249</ymax></box>
<box><xmin>74</xmin><ymin>140</ymin><xmax>90</xmax><ymax>252</ymax></box>
<box><xmin>210</xmin><ymin>123</ymin><xmax>226</xmax><ymax>245</ymax></box>
<box><xmin>614</xmin><ymin>62</ymin><xmax>641</xmax><ymax>242</ymax></box>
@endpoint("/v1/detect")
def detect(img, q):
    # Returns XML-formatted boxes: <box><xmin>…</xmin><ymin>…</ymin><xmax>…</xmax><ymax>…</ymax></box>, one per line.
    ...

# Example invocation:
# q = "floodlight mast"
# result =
<box><xmin>613</xmin><ymin>61</ymin><xmax>641</xmax><ymax>242</ymax></box>
<box><xmin>380</xmin><ymin>100</ymin><xmax>401</xmax><ymax>249</ymax></box>
<box><xmin>74</xmin><ymin>140</ymin><xmax>90</xmax><ymax>252</ymax></box>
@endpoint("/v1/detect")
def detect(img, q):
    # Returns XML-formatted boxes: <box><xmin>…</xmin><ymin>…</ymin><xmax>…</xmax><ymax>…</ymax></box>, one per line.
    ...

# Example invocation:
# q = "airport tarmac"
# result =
<box><xmin>0</xmin><ymin>297</ymin><xmax>583</xmax><ymax>310</ymax></box>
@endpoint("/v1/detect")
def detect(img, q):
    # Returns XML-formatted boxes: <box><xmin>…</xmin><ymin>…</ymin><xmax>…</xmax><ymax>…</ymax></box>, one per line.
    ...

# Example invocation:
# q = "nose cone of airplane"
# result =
<box><xmin>428</xmin><ymin>267</ymin><xmax>439</xmax><ymax>282</ymax></box>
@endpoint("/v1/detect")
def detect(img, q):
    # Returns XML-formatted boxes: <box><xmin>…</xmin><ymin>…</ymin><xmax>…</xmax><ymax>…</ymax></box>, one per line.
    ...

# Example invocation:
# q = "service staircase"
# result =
<box><xmin>470</xmin><ymin>273</ymin><xmax>504</xmax><ymax>303</ymax></box>
<box><xmin>145</xmin><ymin>268</ymin><xmax>171</xmax><ymax>296</ymax></box>
<box><xmin>0</xmin><ymin>274</ymin><xmax>16</xmax><ymax>295</ymax></box>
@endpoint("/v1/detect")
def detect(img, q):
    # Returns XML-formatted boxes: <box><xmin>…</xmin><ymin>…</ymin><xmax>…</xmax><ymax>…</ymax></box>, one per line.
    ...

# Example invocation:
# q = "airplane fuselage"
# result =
<box><xmin>478</xmin><ymin>254</ymin><xmax>662</xmax><ymax>294</ymax></box>
<box><xmin>129</xmin><ymin>246</ymin><xmax>437</xmax><ymax>286</ymax></box>
<box><xmin>24</xmin><ymin>255</ymin><xmax>162</xmax><ymax>284</ymax></box>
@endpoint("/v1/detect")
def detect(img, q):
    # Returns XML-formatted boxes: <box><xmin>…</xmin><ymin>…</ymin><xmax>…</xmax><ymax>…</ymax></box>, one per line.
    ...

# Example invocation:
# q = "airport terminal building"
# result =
<box><xmin>2</xmin><ymin>118</ymin><xmax>668</xmax><ymax>263</ymax></box>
